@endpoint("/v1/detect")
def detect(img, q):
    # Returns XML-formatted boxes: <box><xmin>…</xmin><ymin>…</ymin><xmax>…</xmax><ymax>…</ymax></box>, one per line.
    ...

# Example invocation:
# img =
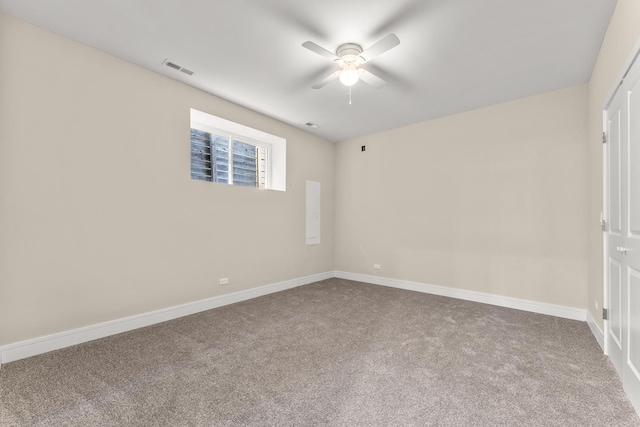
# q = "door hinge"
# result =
<box><xmin>601</xmin><ymin>219</ymin><xmax>607</xmax><ymax>232</ymax></box>
<box><xmin>602</xmin><ymin>131</ymin><xmax>607</xmax><ymax>144</ymax></box>
<box><xmin>603</xmin><ymin>308</ymin><xmax>609</xmax><ymax>320</ymax></box>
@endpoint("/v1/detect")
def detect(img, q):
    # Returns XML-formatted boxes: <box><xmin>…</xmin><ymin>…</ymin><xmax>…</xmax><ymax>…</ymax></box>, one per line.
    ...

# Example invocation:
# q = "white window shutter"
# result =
<box><xmin>306</xmin><ymin>181</ymin><xmax>321</xmax><ymax>245</ymax></box>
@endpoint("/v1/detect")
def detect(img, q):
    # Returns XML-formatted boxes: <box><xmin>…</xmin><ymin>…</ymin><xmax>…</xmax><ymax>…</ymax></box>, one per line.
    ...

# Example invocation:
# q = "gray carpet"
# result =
<box><xmin>0</xmin><ymin>278</ymin><xmax>638</xmax><ymax>426</ymax></box>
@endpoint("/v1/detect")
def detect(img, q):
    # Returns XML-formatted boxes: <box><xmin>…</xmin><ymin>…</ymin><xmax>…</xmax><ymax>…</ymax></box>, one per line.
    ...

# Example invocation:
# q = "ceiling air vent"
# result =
<box><xmin>305</xmin><ymin>122</ymin><xmax>319</xmax><ymax>129</ymax></box>
<box><xmin>162</xmin><ymin>59</ymin><xmax>194</xmax><ymax>76</ymax></box>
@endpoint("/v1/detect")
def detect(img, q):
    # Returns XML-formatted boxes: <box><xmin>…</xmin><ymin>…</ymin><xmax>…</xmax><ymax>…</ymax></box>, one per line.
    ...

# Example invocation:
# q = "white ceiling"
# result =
<box><xmin>0</xmin><ymin>0</ymin><xmax>617</xmax><ymax>142</ymax></box>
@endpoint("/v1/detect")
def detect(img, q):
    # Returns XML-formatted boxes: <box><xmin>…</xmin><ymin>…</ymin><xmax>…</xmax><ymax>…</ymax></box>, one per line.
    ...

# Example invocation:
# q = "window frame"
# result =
<box><xmin>190</xmin><ymin>108</ymin><xmax>286</xmax><ymax>191</ymax></box>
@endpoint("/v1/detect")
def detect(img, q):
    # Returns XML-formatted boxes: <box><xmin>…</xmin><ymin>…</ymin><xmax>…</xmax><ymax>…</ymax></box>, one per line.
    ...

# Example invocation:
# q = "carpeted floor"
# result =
<box><xmin>0</xmin><ymin>278</ymin><xmax>638</xmax><ymax>426</ymax></box>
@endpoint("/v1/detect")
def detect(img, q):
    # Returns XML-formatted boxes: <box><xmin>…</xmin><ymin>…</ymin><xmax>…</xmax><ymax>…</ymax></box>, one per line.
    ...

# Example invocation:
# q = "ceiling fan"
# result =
<box><xmin>302</xmin><ymin>33</ymin><xmax>400</xmax><ymax>90</ymax></box>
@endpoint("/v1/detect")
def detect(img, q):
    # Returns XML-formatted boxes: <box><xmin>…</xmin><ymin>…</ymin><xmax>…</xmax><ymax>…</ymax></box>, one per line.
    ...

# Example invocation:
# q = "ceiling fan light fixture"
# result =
<box><xmin>339</xmin><ymin>63</ymin><xmax>360</xmax><ymax>87</ymax></box>
<box><xmin>303</xmin><ymin>34</ymin><xmax>399</xmax><ymax>90</ymax></box>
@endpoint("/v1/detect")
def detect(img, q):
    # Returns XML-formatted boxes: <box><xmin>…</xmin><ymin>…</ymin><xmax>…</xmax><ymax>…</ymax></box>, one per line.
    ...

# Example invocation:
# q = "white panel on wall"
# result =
<box><xmin>306</xmin><ymin>181</ymin><xmax>321</xmax><ymax>245</ymax></box>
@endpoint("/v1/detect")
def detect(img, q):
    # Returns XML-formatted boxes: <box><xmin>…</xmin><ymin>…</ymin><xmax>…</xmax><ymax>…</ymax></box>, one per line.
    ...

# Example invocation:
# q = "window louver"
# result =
<box><xmin>190</xmin><ymin>129</ymin><xmax>212</xmax><ymax>181</ymax></box>
<box><xmin>191</xmin><ymin>129</ymin><xmax>266</xmax><ymax>188</ymax></box>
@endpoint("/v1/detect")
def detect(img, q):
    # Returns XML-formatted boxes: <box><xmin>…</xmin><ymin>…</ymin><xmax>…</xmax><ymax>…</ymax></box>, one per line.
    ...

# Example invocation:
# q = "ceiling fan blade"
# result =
<box><xmin>359</xmin><ymin>69</ymin><xmax>387</xmax><ymax>88</ymax></box>
<box><xmin>360</xmin><ymin>33</ymin><xmax>400</xmax><ymax>62</ymax></box>
<box><xmin>311</xmin><ymin>71</ymin><xmax>339</xmax><ymax>89</ymax></box>
<box><xmin>302</xmin><ymin>41</ymin><xmax>340</xmax><ymax>62</ymax></box>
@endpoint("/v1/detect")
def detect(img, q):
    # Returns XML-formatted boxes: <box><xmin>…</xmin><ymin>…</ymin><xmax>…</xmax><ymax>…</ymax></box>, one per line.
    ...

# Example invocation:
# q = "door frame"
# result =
<box><xmin>602</xmin><ymin>37</ymin><xmax>640</xmax><ymax>357</ymax></box>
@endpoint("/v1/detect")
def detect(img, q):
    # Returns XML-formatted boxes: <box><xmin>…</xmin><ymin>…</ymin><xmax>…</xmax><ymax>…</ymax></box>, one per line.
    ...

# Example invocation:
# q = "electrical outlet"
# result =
<box><xmin>595</xmin><ymin>300</ymin><xmax>599</xmax><ymax>310</ymax></box>
<box><xmin>373</xmin><ymin>264</ymin><xmax>381</xmax><ymax>270</ymax></box>
<box><xmin>219</xmin><ymin>278</ymin><xmax>229</xmax><ymax>285</ymax></box>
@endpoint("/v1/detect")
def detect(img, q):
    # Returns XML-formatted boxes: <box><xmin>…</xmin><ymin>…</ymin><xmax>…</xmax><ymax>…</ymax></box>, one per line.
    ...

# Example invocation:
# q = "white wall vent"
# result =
<box><xmin>162</xmin><ymin>59</ymin><xmax>194</xmax><ymax>76</ymax></box>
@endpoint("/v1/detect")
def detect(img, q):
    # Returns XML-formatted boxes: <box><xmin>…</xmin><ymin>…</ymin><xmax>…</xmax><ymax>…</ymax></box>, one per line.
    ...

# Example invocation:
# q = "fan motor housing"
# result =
<box><xmin>336</xmin><ymin>43</ymin><xmax>363</xmax><ymax>63</ymax></box>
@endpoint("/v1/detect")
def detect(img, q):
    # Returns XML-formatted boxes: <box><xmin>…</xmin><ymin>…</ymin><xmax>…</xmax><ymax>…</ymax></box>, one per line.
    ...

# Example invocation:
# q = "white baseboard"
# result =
<box><xmin>0</xmin><ymin>271</ymin><xmax>333</xmax><ymax>365</ymax></box>
<box><xmin>334</xmin><ymin>271</ymin><xmax>587</xmax><ymax>322</ymax></box>
<box><xmin>0</xmin><ymin>270</ymin><xmax>590</xmax><ymax>367</ymax></box>
<box><xmin>587</xmin><ymin>309</ymin><xmax>605</xmax><ymax>351</ymax></box>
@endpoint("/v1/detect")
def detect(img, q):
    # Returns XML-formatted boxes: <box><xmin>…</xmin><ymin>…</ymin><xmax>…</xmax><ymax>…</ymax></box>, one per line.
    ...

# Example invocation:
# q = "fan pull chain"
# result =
<box><xmin>348</xmin><ymin>86</ymin><xmax>352</xmax><ymax>105</ymax></box>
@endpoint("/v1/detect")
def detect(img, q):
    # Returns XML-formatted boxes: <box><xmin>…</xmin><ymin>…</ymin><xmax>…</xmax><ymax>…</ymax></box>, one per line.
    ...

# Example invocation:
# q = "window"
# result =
<box><xmin>190</xmin><ymin>129</ymin><xmax>267</xmax><ymax>188</ymax></box>
<box><xmin>190</xmin><ymin>109</ymin><xmax>286</xmax><ymax>191</ymax></box>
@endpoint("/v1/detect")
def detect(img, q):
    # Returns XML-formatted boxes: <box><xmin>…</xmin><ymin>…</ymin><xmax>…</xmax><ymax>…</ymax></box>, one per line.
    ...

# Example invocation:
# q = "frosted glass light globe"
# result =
<box><xmin>339</xmin><ymin>64</ymin><xmax>360</xmax><ymax>86</ymax></box>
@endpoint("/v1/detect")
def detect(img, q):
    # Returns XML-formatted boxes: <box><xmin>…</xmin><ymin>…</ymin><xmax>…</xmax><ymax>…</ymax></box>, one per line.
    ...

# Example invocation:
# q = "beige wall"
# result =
<box><xmin>0</xmin><ymin>13</ymin><xmax>335</xmax><ymax>346</ymax></box>
<box><xmin>335</xmin><ymin>85</ymin><xmax>589</xmax><ymax>309</ymax></box>
<box><xmin>587</xmin><ymin>0</ymin><xmax>640</xmax><ymax>332</ymax></box>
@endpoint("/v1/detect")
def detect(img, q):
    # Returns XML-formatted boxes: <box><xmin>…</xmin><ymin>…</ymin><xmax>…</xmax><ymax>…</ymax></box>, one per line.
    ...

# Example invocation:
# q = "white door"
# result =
<box><xmin>605</xmin><ymin>50</ymin><xmax>640</xmax><ymax>414</ymax></box>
